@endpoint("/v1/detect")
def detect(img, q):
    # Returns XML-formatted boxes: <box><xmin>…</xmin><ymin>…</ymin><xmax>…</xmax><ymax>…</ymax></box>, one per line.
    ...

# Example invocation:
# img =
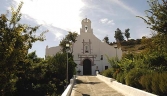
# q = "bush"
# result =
<box><xmin>120</xmin><ymin>73</ymin><xmax>125</xmax><ymax>84</ymax></box>
<box><xmin>116</xmin><ymin>72</ymin><xmax>125</xmax><ymax>84</ymax></box>
<box><xmin>113</xmin><ymin>72</ymin><xmax>117</xmax><ymax>79</ymax></box>
<box><xmin>151</xmin><ymin>73</ymin><xmax>161</xmax><ymax>94</ymax></box>
<box><xmin>116</xmin><ymin>72</ymin><xmax>121</xmax><ymax>82</ymax></box>
<box><xmin>125</xmin><ymin>68</ymin><xmax>145</xmax><ymax>89</ymax></box>
<box><xmin>159</xmin><ymin>72</ymin><xmax>167</xmax><ymax>95</ymax></box>
<box><xmin>135</xmin><ymin>39</ymin><xmax>141</xmax><ymax>44</ymax></box>
<box><xmin>140</xmin><ymin>72</ymin><xmax>167</xmax><ymax>95</ymax></box>
<box><xmin>138</xmin><ymin>45</ymin><xmax>145</xmax><ymax>50</ymax></box>
<box><xmin>151</xmin><ymin>72</ymin><xmax>167</xmax><ymax>95</ymax></box>
<box><xmin>140</xmin><ymin>74</ymin><xmax>152</xmax><ymax>92</ymax></box>
<box><xmin>101</xmin><ymin>68</ymin><xmax>114</xmax><ymax>78</ymax></box>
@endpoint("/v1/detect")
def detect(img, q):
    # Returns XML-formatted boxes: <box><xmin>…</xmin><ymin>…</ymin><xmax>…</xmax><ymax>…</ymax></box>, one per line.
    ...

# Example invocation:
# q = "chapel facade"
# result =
<box><xmin>45</xmin><ymin>18</ymin><xmax>122</xmax><ymax>75</ymax></box>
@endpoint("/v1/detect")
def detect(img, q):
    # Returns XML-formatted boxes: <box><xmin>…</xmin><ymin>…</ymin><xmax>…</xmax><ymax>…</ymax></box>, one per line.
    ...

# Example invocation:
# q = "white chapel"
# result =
<box><xmin>45</xmin><ymin>18</ymin><xmax>122</xmax><ymax>75</ymax></box>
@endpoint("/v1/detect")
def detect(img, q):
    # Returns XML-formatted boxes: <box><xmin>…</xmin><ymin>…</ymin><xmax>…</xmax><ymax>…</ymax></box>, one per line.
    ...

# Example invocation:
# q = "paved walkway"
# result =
<box><xmin>71</xmin><ymin>76</ymin><xmax>124</xmax><ymax>96</ymax></box>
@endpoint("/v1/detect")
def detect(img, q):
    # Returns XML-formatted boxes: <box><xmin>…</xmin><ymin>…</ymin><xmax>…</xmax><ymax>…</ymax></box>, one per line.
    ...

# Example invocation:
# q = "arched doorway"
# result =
<box><xmin>83</xmin><ymin>59</ymin><xmax>92</xmax><ymax>75</ymax></box>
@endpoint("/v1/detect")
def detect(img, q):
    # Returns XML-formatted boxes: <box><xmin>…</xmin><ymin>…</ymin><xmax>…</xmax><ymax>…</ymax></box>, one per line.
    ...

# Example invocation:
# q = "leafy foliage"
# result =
<box><xmin>15</xmin><ymin>52</ymin><xmax>58</xmax><ymax>96</ymax></box>
<box><xmin>59</xmin><ymin>31</ymin><xmax>78</xmax><ymax>53</ymax></box>
<box><xmin>0</xmin><ymin>2</ymin><xmax>47</xmax><ymax>95</ymax></box>
<box><xmin>114</xmin><ymin>28</ymin><xmax>124</xmax><ymax>42</ymax></box>
<box><xmin>46</xmin><ymin>52</ymin><xmax>76</xmax><ymax>95</ymax></box>
<box><xmin>124</xmin><ymin>28</ymin><xmax>130</xmax><ymax>41</ymax></box>
<box><xmin>140</xmin><ymin>72</ymin><xmax>167</xmax><ymax>95</ymax></box>
<box><xmin>101</xmin><ymin>68</ymin><xmax>114</xmax><ymax>78</ymax></box>
<box><xmin>104</xmin><ymin>1</ymin><xmax>167</xmax><ymax>95</ymax></box>
<box><xmin>137</xmin><ymin>0</ymin><xmax>167</xmax><ymax>35</ymax></box>
<box><xmin>125</xmin><ymin>68</ymin><xmax>145</xmax><ymax>89</ymax></box>
<box><xmin>13</xmin><ymin>50</ymin><xmax>77</xmax><ymax>96</ymax></box>
<box><xmin>105</xmin><ymin>38</ymin><xmax>167</xmax><ymax>95</ymax></box>
<box><xmin>103</xmin><ymin>36</ymin><xmax>110</xmax><ymax>44</ymax></box>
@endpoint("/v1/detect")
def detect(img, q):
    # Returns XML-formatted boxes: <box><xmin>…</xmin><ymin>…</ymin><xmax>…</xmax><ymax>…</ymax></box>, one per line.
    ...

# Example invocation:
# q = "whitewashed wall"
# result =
<box><xmin>45</xmin><ymin>18</ymin><xmax>122</xmax><ymax>75</ymax></box>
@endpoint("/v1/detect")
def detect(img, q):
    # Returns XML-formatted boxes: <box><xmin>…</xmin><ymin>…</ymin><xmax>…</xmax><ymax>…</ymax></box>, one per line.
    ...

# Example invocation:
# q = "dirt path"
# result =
<box><xmin>71</xmin><ymin>76</ymin><xmax>124</xmax><ymax>96</ymax></box>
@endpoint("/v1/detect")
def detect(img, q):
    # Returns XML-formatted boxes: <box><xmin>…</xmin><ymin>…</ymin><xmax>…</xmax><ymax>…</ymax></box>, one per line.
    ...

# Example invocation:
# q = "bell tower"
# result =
<box><xmin>80</xmin><ymin>18</ymin><xmax>93</xmax><ymax>34</ymax></box>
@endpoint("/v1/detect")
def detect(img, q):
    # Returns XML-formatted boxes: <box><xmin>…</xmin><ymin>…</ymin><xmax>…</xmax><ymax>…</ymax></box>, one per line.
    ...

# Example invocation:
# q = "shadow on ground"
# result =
<box><xmin>82</xmin><ymin>94</ymin><xmax>90</xmax><ymax>96</ymax></box>
<box><xmin>73</xmin><ymin>89</ymin><xmax>90</xmax><ymax>96</ymax></box>
<box><xmin>76</xmin><ymin>79</ymin><xmax>101</xmax><ymax>85</ymax></box>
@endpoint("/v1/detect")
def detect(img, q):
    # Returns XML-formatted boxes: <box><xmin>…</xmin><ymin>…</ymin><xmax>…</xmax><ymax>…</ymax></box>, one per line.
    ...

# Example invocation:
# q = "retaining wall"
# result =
<box><xmin>96</xmin><ymin>74</ymin><xmax>157</xmax><ymax>96</ymax></box>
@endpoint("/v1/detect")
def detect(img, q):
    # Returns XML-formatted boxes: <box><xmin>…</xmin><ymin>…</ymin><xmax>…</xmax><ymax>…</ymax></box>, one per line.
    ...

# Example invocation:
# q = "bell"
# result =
<box><xmin>85</xmin><ymin>26</ymin><xmax>88</xmax><ymax>30</ymax></box>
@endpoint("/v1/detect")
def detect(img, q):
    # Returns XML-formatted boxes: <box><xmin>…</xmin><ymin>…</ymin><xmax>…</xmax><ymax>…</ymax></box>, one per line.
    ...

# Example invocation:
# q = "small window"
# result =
<box><xmin>105</xmin><ymin>66</ymin><xmax>108</xmax><ymax>70</ymax></box>
<box><xmin>101</xmin><ymin>55</ymin><xmax>103</xmax><ymax>60</ymax></box>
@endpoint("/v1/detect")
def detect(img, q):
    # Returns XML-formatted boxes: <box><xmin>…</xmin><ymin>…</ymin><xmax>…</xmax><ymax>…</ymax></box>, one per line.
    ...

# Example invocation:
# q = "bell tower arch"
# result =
<box><xmin>80</xmin><ymin>18</ymin><xmax>93</xmax><ymax>34</ymax></box>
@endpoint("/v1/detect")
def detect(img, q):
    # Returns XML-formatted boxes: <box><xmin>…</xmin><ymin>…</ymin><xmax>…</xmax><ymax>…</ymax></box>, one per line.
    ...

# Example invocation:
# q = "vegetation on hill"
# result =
<box><xmin>102</xmin><ymin>0</ymin><xmax>167</xmax><ymax>95</ymax></box>
<box><xmin>104</xmin><ymin>35</ymin><xmax>144</xmax><ymax>54</ymax></box>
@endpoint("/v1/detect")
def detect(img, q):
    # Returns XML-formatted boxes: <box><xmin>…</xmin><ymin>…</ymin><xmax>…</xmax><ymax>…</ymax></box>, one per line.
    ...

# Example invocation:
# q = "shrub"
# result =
<box><xmin>152</xmin><ymin>72</ymin><xmax>167</xmax><ymax>95</ymax></box>
<box><xmin>121</xmin><ymin>41</ymin><xmax>128</xmax><ymax>46</ymax></box>
<box><xmin>127</xmin><ymin>39</ymin><xmax>135</xmax><ymax>45</ymax></box>
<box><xmin>116</xmin><ymin>72</ymin><xmax>125</xmax><ymax>84</ymax></box>
<box><xmin>113</xmin><ymin>72</ymin><xmax>117</xmax><ymax>79</ymax></box>
<box><xmin>120</xmin><ymin>73</ymin><xmax>126</xmax><ymax>84</ymax></box>
<box><xmin>116</xmin><ymin>72</ymin><xmax>121</xmax><ymax>82</ymax></box>
<box><xmin>125</xmin><ymin>68</ymin><xmax>145</xmax><ymax>89</ymax></box>
<box><xmin>140</xmin><ymin>72</ymin><xmax>167</xmax><ymax>95</ymax></box>
<box><xmin>151</xmin><ymin>73</ymin><xmax>161</xmax><ymax>94</ymax></box>
<box><xmin>135</xmin><ymin>39</ymin><xmax>141</xmax><ymax>44</ymax></box>
<box><xmin>138</xmin><ymin>45</ymin><xmax>145</xmax><ymax>50</ymax></box>
<box><xmin>101</xmin><ymin>68</ymin><xmax>114</xmax><ymax>78</ymax></box>
<box><xmin>140</xmin><ymin>74</ymin><xmax>152</xmax><ymax>92</ymax></box>
<box><xmin>159</xmin><ymin>72</ymin><xmax>167</xmax><ymax>95</ymax></box>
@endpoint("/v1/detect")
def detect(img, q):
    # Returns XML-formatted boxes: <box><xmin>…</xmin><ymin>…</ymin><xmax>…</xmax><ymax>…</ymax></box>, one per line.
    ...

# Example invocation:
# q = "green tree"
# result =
<box><xmin>104</xmin><ymin>0</ymin><xmax>167</xmax><ymax>94</ymax></box>
<box><xmin>114</xmin><ymin>28</ymin><xmax>124</xmax><ymax>42</ymax></box>
<box><xmin>137</xmin><ymin>0</ymin><xmax>167</xmax><ymax>66</ymax></box>
<box><xmin>103</xmin><ymin>36</ymin><xmax>110</xmax><ymax>44</ymax></box>
<box><xmin>46</xmin><ymin>52</ymin><xmax>76</xmax><ymax>94</ymax></box>
<box><xmin>59</xmin><ymin>31</ymin><xmax>77</xmax><ymax>89</ymax></box>
<box><xmin>137</xmin><ymin>0</ymin><xmax>167</xmax><ymax>35</ymax></box>
<box><xmin>59</xmin><ymin>31</ymin><xmax>78</xmax><ymax>81</ymax></box>
<box><xmin>137</xmin><ymin>0</ymin><xmax>167</xmax><ymax>54</ymax></box>
<box><xmin>125</xmin><ymin>28</ymin><xmax>130</xmax><ymax>41</ymax></box>
<box><xmin>15</xmin><ymin>51</ymin><xmax>56</xmax><ymax>96</ymax></box>
<box><xmin>0</xmin><ymin>2</ymin><xmax>47</xmax><ymax>95</ymax></box>
<box><xmin>59</xmin><ymin>31</ymin><xmax>78</xmax><ymax>53</ymax></box>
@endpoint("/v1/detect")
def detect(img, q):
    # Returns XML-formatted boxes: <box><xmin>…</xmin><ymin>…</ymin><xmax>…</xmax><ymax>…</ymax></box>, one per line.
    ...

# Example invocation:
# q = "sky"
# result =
<box><xmin>0</xmin><ymin>0</ymin><xmax>152</xmax><ymax>58</ymax></box>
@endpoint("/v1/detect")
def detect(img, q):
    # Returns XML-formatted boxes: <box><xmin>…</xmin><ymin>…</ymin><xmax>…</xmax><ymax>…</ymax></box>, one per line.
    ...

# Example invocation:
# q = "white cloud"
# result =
<box><xmin>100</xmin><ymin>18</ymin><xmax>115</xmax><ymax>25</ymax></box>
<box><xmin>43</xmin><ymin>24</ymin><xmax>66</xmax><ymax>41</ymax></box>
<box><xmin>54</xmin><ymin>32</ymin><xmax>63</xmax><ymax>41</ymax></box>
<box><xmin>100</xmin><ymin>18</ymin><xmax>108</xmax><ymax>23</ymax></box>
<box><xmin>107</xmin><ymin>20</ymin><xmax>115</xmax><ymax>25</ymax></box>
<box><xmin>13</xmin><ymin>0</ymin><xmax>85</xmax><ymax>35</ymax></box>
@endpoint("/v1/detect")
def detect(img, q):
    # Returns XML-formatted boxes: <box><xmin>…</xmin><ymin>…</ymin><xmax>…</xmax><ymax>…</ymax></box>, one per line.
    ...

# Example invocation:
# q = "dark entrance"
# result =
<box><xmin>83</xmin><ymin>59</ymin><xmax>92</xmax><ymax>75</ymax></box>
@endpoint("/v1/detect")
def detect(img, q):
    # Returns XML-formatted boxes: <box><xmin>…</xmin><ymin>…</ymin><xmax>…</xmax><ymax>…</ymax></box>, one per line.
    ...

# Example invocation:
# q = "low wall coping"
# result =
<box><xmin>96</xmin><ymin>74</ymin><xmax>157</xmax><ymax>96</ymax></box>
<box><xmin>61</xmin><ymin>75</ymin><xmax>76</xmax><ymax>96</ymax></box>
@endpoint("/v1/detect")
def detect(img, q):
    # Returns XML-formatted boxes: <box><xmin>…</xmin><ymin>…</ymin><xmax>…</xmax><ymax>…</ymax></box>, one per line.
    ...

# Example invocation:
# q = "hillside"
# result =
<box><xmin>110</xmin><ymin>39</ymin><xmax>145</xmax><ymax>54</ymax></box>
